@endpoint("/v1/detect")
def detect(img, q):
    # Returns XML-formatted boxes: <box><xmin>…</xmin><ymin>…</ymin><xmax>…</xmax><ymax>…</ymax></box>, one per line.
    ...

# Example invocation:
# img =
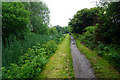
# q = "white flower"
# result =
<box><xmin>104</xmin><ymin>11</ymin><xmax>106</xmax><ymax>14</ymax></box>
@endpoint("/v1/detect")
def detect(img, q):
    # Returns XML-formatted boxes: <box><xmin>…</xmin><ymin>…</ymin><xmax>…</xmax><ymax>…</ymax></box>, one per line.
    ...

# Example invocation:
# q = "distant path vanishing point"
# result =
<box><xmin>70</xmin><ymin>36</ymin><xmax>95</xmax><ymax>78</ymax></box>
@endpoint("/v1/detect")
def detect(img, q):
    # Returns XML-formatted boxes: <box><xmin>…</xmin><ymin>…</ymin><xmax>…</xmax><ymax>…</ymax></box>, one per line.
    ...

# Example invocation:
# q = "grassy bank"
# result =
<box><xmin>39</xmin><ymin>34</ymin><xmax>74</xmax><ymax>78</ymax></box>
<box><xmin>74</xmin><ymin>36</ymin><xmax>120</xmax><ymax>78</ymax></box>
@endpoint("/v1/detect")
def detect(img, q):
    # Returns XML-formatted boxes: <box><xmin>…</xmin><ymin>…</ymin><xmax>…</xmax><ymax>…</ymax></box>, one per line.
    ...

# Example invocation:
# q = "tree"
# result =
<box><xmin>95</xmin><ymin>2</ymin><xmax>120</xmax><ymax>44</ymax></box>
<box><xmin>69</xmin><ymin>7</ymin><xmax>100</xmax><ymax>34</ymax></box>
<box><xmin>2</xmin><ymin>2</ymin><xmax>30</xmax><ymax>40</ymax></box>
<box><xmin>49</xmin><ymin>27</ymin><xmax>58</xmax><ymax>34</ymax></box>
<box><xmin>54</xmin><ymin>25</ymin><xmax>70</xmax><ymax>34</ymax></box>
<box><xmin>23</xmin><ymin>2</ymin><xmax>50</xmax><ymax>34</ymax></box>
<box><xmin>54</xmin><ymin>25</ymin><xmax>63</xmax><ymax>33</ymax></box>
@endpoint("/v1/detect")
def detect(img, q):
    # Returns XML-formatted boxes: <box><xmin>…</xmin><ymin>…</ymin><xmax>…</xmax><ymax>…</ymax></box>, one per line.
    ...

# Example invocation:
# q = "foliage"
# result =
<box><xmin>2</xmin><ymin>2</ymin><xmax>30</xmax><ymax>41</ymax></box>
<box><xmin>2</xmin><ymin>33</ymin><xmax>63</xmax><ymax>67</ymax></box>
<box><xmin>2</xmin><ymin>1</ymin><xmax>69</xmax><ymax>79</ymax></box>
<box><xmin>2</xmin><ymin>41</ymin><xmax>55</xmax><ymax>78</ymax></box>
<box><xmin>76</xmin><ymin>25</ymin><xmax>120</xmax><ymax>70</ymax></box>
<box><xmin>73</xmin><ymin>35</ymin><xmax>119</xmax><ymax>78</ymax></box>
<box><xmin>95</xmin><ymin>2</ymin><xmax>120</xmax><ymax>69</ymax></box>
<box><xmin>70</xmin><ymin>2</ymin><xmax>120</xmax><ymax>71</ymax></box>
<box><xmin>39</xmin><ymin>34</ymin><xmax>75</xmax><ymax>78</ymax></box>
<box><xmin>2</xmin><ymin>35</ymin><xmax>66</xmax><ymax>78</ymax></box>
<box><xmin>95</xmin><ymin>2</ymin><xmax>120</xmax><ymax>45</ymax></box>
<box><xmin>78</xmin><ymin>26</ymin><xmax>97</xmax><ymax>49</ymax></box>
<box><xmin>2</xmin><ymin>1</ymin><xmax>52</xmax><ymax>67</ymax></box>
<box><xmin>42</xmin><ymin>40</ymin><xmax>57</xmax><ymax>56</ymax></box>
<box><xmin>54</xmin><ymin>25</ymin><xmax>70</xmax><ymax>33</ymax></box>
<box><xmin>69</xmin><ymin>7</ymin><xmax>100</xmax><ymax>34</ymax></box>
<box><xmin>24</xmin><ymin>2</ymin><xmax>50</xmax><ymax>34</ymax></box>
<box><xmin>2</xmin><ymin>2</ymin><xmax>50</xmax><ymax>43</ymax></box>
<box><xmin>49</xmin><ymin>27</ymin><xmax>58</xmax><ymax>34</ymax></box>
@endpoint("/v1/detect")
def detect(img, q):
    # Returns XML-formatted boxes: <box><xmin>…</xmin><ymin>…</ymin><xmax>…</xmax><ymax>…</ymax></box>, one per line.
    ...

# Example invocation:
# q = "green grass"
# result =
<box><xmin>75</xmin><ymin>38</ymin><xmax>120</xmax><ymax>78</ymax></box>
<box><xmin>38</xmin><ymin>34</ymin><xmax>75</xmax><ymax>78</ymax></box>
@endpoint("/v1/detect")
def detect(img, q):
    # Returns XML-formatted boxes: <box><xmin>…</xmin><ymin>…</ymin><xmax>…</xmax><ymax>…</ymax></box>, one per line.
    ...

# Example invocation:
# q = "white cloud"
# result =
<box><xmin>42</xmin><ymin>0</ymin><xmax>95</xmax><ymax>27</ymax></box>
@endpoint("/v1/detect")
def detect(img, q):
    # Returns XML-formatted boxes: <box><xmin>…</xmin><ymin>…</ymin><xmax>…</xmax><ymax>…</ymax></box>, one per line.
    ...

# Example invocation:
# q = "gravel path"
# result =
<box><xmin>71</xmin><ymin>36</ymin><xmax>95</xmax><ymax>78</ymax></box>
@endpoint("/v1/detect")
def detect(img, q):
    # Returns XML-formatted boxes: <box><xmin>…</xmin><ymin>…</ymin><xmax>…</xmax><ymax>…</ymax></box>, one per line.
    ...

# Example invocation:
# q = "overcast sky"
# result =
<box><xmin>42</xmin><ymin>0</ymin><xmax>96</xmax><ymax>27</ymax></box>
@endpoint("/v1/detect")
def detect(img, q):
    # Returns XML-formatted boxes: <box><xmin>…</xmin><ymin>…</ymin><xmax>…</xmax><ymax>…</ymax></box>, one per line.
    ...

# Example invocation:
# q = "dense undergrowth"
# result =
<box><xmin>68</xmin><ymin>2</ymin><xmax>120</xmax><ymax>73</ymax></box>
<box><xmin>2</xmin><ymin>2</ymin><xmax>70</xmax><ymax>79</ymax></box>
<box><xmin>2</xmin><ymin>34</ymin><xmax>66</xmax><ymax>78</ymax></box>
<box><xmin>72</xmin><ymin>26</ymin><xmax>120</xmax><ymax>71</ymax></box>
<box><xmin>3</xmin><ymin>33</ymin><xmax>63</xmax><ymax>67</ymax></box>
<box><xmin>73</xmin><ymin>34</ymin><xmax>119</xmax><ymax>78</ymax></box>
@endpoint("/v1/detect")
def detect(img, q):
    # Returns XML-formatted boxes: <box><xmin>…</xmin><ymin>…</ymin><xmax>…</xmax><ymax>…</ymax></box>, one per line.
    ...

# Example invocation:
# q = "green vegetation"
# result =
<box><xmin>2</xmin><ymin>2</ymin><xmax>70</xmax><ymax>78</ymax></box>
<box><xmin>49</xmin><ymin>27</ymin><xmax>58</xmax><ymax>34</ymax></box>
<box><xmin>23</xmin><ymin>2</ymin><xmax>50</xmax><ymax>34</ymax></box>
<box><xmin>69</xmin><ymin>7</ymin><xmax>100</xmax><ymax>34</ymax></box>
<box><xmin>49</xmin><ymin>25</ymin><xmax>70</xmax><ymax>35</ymax></box>
<box><xmin>2</xmin><ymin>2</ymin><xmax>30</xmax><ymax>40</ymax></box>
<box><xmin>2</xmin><ymin>33</ymin><xmax>63</xmax><ymax>67</ymax></box>
<box><xmin>2</xmin><ymin>34</ymin><xmax>66</xmax><ymax>78</ymax></box>
<box><xmin>69</xmin><ymin>2</ymin><xmax>120</xmax><ymax>73</ymax></box>
<box><xmin>73</xmin><ymin>34</ymin><xmax>119</xmax><ymax>78</ymax></box>
<box><xmin>96</xmin><ymin>2</ymin><xmax>120</xmax><ymax>45</ymax></box>
<box><xmin>2</xmin><ymin>0</ymin><xmax>120</xmax><ymax>79</ymax></box>
<box><xmin>39</xmin><ymin>34</ymin><xmax>74</xmax><ymax>78</ymax></box>
<box><xmin>54</xmin><ymin>25</ymin><xmax>70</xmax><ymax>34</ymax></box>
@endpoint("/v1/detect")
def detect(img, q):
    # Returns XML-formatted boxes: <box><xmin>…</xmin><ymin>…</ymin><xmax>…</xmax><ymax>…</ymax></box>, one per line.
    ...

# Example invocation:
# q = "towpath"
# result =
<box><xmin>71</xmin><ymin>36</ymin><xmax>95</xmax><ymax>78</ymax></box>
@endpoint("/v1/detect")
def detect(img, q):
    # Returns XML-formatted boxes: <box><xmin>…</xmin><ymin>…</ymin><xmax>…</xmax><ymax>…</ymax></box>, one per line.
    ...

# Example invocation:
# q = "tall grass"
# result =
<box><xmin>2</xmin><ymin>33</ymin><xmax>66</xmax><ymax>78</ymax></box>
<box><xmin>2</xmin><ymin>33</ymin><xmax>63</xmax><ymax>67</ymax></box>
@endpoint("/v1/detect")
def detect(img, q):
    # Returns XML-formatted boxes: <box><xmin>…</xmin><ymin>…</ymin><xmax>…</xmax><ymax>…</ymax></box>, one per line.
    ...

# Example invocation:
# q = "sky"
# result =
<box><xmin>42</xmin><ymin>0</ymin><xmax>96</xmax><ymax>27</ymax></box>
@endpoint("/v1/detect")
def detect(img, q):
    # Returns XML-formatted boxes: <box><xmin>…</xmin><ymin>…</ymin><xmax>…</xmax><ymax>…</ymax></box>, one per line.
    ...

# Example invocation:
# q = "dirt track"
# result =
<box><xmin>70</xmin><ymin>36</ymin><xmax>95</xmax><ymax>78</ymax></box>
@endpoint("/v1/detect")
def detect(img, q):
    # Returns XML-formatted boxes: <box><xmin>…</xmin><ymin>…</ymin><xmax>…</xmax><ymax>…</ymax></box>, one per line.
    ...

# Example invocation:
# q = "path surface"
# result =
<box><xmin>71</xmin><ymin>36</ymin><xmax>95</xmax><ymax>78</ymax></box>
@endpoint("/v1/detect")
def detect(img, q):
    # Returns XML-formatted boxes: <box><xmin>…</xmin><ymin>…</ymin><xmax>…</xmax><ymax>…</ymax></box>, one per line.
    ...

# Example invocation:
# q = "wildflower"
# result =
<box><xmin>103</xmin><ymin>11</ymin><xmax>106</xmax><ymax>14</ymax></box>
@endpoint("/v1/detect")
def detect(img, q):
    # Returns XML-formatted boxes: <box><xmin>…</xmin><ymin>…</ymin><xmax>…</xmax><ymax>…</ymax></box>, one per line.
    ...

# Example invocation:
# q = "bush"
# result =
<box><xmin>78</xmin><ymin>26</ymin><xmax>97</xmax><ymax>49</ymax></box>
<box><xmin>2</xmin><ymin>40</ymin><xmax>56</xmax><ymax>78</ymax></box>
<box><xmin>2</xmin><ymin>34</ymin><xmax>66</xmax><ymax>78</ymax></box>
<box><xmin>95</xmin><ymin>2</ymin><xmax>120</xmax><ymax>45</ymax></box>
<box><xmin>77</xmin><ymin>26</ymin><xmax>120</xmax><ymax>70</ymax></box>
<box><xmin>43</xmin><ymin>40</ymin><xmax>57</xmax><ymax>56</ymax></box>
<box><xmin>2</xmin><ymin>34</ymin><xmax>58</xmax><ymax>67</ymax></box>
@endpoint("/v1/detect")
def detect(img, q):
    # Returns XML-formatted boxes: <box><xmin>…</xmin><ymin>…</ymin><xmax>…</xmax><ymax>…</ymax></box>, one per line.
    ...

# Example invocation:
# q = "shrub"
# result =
<box><xmin>2</xmin><ymin>34</ymin><xmax>66</xmax><ymax>78</ymax></box>
<box><xmin>78</xmin><ymin>26</ymin><xmax>97</xmax><ymax>49</ymax></box>
<box><xmin>77</xmin><ymin>26</ymin><xmax>120</xmax><ymax>70</ymax></box>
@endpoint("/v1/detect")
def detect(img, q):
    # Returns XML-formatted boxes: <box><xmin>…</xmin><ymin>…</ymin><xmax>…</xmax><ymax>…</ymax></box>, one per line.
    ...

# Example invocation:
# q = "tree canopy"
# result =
<box><xmin>2</xmin><ymin>2</ymin><xmax>30</xmax><ymax>39</ymax></box>
<box><xmin>2</xmin><ymin>2</ymin><xmax>50</xmax><ymax>42</ymax></box>
<box><xmin>23</xmin><ymin>2</ymin><xmax>50</xmax><ymax>34</ymax></box>
<box><xmin>69</xmin><ymin>7</ymin><xmax>100</xmax><ymax>34</ymax></box>
<box><xmin>95</xmin><ymin>2</ymin><xmax>120</xmax><ymax>44</ymax></box>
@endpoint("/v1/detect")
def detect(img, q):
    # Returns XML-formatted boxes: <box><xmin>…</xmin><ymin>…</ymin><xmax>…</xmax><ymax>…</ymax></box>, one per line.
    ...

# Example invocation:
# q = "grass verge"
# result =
<box><xmin>75</xmin><ymin>38</ymin><xmax>120</xmax><ymax>78</ymax></box>
<box><xmin>38</xmin><ymin>34</ymin><xmax>74</xmax><ymax>78</ymax></box>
